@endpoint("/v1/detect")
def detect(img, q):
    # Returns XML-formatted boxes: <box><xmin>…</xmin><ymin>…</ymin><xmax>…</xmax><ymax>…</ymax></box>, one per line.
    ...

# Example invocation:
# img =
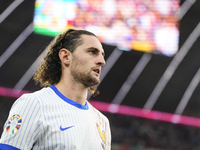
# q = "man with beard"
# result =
<box><xmin>0</xmin><ymin>29</ymin><xmax>111</xmax><ymax>150</ymax></box>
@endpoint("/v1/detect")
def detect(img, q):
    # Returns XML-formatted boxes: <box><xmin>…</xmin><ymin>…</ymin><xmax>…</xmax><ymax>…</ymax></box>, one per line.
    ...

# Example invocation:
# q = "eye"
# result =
<box><xmin>89</xmin><ymin>50</ymin><xmax>96</xmax><ymax>55</ymax></box>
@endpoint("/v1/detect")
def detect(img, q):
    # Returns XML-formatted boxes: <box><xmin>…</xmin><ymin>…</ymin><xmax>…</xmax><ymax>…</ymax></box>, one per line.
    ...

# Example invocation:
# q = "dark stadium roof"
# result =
<box><xmin>1</xmin><ymin>0</ymin><xmax>200</xmax><ymax>120</ymax></box>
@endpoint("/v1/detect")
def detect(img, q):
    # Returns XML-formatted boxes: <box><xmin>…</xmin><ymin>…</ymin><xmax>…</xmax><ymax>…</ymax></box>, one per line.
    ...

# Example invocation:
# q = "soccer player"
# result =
<box><xmin>0</xmin><ymin>29</ymin><xmax>111</xmax><ymax>150</ymax></box>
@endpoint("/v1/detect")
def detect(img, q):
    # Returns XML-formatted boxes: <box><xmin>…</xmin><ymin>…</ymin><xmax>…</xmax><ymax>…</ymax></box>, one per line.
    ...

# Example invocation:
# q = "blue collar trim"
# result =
<box><xmin>50</xmin><ymin>85</ymin><xmax>89</xmax><ymax>110</ymax></box>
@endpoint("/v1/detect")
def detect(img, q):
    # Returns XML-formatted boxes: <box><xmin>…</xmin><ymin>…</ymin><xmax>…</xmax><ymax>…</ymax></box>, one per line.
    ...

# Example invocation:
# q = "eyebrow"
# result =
<box><xmin>88</xmin><ymin>47</ymin><xmax>105</xmax><ymax>57</ymax></box>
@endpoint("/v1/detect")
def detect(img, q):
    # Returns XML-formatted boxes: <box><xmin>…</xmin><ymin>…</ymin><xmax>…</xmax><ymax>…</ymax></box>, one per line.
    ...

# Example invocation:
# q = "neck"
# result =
<box><xmin>55</xmin><ymin>78</ymin><xmax>88</xmax><ymax>105</ymax></box>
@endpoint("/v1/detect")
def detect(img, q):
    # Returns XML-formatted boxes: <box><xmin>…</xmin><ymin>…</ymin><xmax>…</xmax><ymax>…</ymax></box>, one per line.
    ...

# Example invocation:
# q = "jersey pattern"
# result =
<box><xmin>0</xmin><ymin>85</ymin><xmax>111</xmax><ymax>150</ymax></box>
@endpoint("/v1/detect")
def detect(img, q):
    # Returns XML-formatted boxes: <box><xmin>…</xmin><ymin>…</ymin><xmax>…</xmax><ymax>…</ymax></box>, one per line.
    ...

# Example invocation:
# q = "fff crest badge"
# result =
<box><xmin>6</xmin><ymin>114</ymin><xmax>22</xmax><ymax>134</ymax></box>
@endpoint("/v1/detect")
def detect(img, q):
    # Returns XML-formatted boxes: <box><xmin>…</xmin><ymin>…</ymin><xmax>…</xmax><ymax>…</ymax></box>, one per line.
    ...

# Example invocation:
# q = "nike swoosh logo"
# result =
<box><xmin>60</xmin><ymin>125</ymin><xmax>74</xmax><ymax>131</ymax></box>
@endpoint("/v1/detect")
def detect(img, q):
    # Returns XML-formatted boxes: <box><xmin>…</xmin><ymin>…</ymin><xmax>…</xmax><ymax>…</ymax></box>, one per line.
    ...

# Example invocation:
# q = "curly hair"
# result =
<box><xmin>33</xmin><ymin>29</ymin><xmax>99</xmax><ymax>96</ymax></box>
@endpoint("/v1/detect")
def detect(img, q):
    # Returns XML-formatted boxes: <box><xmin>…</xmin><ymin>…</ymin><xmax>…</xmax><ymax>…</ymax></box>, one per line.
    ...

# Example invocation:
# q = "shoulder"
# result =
<box><xmin>11</xmin><ymin>87</ymin><xmax>54</xmax><ymax>110</ymax></box>
<box><xmin>17</xmin><ymin>87</ymin><xmax>53</xmax><ymax>102</ymax></box>
<box><xmin>25</xmin><ymin>86</ymin><xmax>54</xmax><ymax>99</ymax></box>
<box><xmin>87</xmin><ymin>101</ymin><xmax>109</xmax><ymax>122</ymax></box>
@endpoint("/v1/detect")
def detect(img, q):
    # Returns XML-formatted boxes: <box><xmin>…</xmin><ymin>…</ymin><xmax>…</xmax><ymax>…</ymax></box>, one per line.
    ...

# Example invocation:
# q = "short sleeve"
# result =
<box><xmin>0</xmin><ymin>94</ymin><xmax>44</xmax><ymax>150</ymax></box>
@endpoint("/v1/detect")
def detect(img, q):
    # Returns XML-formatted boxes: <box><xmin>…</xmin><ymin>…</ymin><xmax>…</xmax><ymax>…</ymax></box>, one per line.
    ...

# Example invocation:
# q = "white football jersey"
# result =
<box><xmin>0</xmin><ymin>85</ymin><xmax>111</xmax><ymax>150</ymax></box>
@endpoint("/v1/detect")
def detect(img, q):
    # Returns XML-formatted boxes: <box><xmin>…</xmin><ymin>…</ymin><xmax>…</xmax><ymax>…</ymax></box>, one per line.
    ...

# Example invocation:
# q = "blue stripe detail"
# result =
<box><xmin>50</xmin><ymin>85</ymin><xmax>89</xmax><ymax>110</ymax></box>
<box><xmin>0</xmin><ymin>144</ymin><xmax>20</xmax><ymax>150</ymax></box>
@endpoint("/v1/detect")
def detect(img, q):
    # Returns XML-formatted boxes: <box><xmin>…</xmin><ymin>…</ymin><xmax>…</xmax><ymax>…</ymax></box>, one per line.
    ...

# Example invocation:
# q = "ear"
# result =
<box><xmin>59</xmin><ymin>48</ymin><xmax>71</xmax><ymax>65</ymax></box>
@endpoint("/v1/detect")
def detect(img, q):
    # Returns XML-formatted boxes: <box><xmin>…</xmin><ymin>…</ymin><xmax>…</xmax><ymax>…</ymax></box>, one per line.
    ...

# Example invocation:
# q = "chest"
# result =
<box><xmin>38</xmin><ymin>104</ymin><xmax>107</xmax><ymax>150</ymax></box>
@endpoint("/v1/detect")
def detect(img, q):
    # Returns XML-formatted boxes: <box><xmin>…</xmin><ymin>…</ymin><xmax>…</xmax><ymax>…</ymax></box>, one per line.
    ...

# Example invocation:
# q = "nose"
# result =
<box><xmin>97</xmin><ymin>54</ymin><xmax>106</xmax><ymax>66</ymax></box>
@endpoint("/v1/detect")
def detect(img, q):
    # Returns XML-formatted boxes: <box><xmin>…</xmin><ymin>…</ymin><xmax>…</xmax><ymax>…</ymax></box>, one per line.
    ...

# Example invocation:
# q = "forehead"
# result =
<box><xmin>79</xmin><ymin>35</ymin><xmax>104</xmax><ymax>52</ymax></box>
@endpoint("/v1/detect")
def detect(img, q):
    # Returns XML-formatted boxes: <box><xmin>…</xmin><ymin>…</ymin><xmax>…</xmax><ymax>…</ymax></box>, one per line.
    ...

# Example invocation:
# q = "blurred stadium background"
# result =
<box><xmin>1</xmin><ymin>0</ymin><xmax>200</xmax><ymax>149</ymax></box>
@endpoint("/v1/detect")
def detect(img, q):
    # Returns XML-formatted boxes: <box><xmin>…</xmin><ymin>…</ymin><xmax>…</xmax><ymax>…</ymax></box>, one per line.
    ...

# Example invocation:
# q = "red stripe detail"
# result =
<box><xmin>1</xmin><ymin>86</ymin><xmax>200</xmax><ymax>128</ymax></box>
<box><xmin>89</xmin><ymin>100</ymin><xmax>200</xmax><ymax>128</ymax></box>
<box><xmin>0</xmin><ymin>87</ymin><xmax>30</xmax><ymax>98</ymax></box>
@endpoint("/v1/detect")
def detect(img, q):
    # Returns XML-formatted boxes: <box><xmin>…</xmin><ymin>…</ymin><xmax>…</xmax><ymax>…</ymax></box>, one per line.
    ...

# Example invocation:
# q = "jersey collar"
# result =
<box><xmin>50</xmin><ymin>85</ymin><xmax>89</xmax><ymax>110</ymax></box>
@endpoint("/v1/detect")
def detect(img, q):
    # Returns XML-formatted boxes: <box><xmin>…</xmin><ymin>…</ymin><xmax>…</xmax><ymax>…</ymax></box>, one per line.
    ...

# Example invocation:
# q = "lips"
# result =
<box><xmin>93</xmin><ymin>68</ymin><xmax>100</xmax><ymax>75</ymax></box>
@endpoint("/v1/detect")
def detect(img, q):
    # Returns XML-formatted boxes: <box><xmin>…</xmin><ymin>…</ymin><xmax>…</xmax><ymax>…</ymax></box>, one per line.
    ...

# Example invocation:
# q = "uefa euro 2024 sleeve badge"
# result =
<box><xmin>6</xmin><ymin>114</ymin><xmax>22</xmax><ymax>134</ymax></box>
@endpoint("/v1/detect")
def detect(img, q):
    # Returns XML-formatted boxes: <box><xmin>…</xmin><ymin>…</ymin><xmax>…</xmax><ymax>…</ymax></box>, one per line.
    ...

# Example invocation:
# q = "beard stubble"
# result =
<box><xmin>70</xmin><ymin>55</ymin><xmax>100</xmax><ymax>88</ymax></box>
